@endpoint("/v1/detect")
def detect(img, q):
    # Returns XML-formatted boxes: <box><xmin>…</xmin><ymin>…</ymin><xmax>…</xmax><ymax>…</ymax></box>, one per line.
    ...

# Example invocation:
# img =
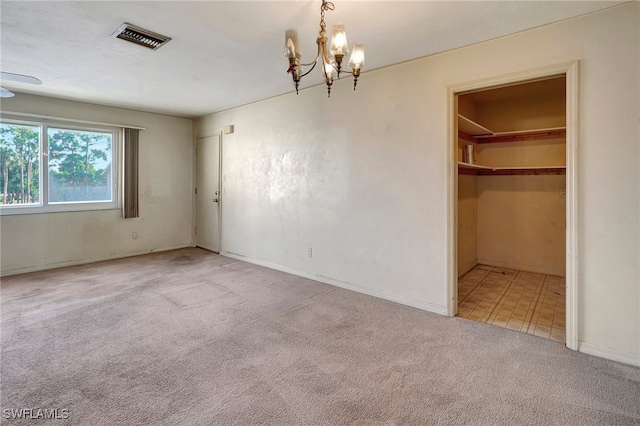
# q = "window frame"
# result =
<box><xmin>0</xmin><ymin>117</ymin><xmax>121</xmax><ymax>215</ymax></box>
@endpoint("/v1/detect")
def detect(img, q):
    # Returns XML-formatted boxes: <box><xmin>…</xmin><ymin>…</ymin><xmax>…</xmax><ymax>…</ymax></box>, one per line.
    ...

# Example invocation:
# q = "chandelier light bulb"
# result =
<box><xmin>284</xmin><ymin>29</ymin><xmax>300</xmax><ymax>59</ymax></box>
<box><xmin>348</xmin><ymin>42</ymin><xmax>365</xmax><ymax>70</ymax></box>
<box><xmin>330</xmin><ymin>23</ymin><xmax>349</xmax><ymax>57</ymax></box>
<box><xmin>324</xmin><ymin>62</ymin><xmax>335</xmax><ymax>81</ymax></box>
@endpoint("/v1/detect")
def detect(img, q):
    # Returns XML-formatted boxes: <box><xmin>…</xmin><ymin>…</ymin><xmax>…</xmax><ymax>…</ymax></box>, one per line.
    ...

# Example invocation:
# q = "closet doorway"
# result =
<box><xmin>447</xmin><ymin>63</ymin><xmax>579</xmax><ymax>350</ymax></box>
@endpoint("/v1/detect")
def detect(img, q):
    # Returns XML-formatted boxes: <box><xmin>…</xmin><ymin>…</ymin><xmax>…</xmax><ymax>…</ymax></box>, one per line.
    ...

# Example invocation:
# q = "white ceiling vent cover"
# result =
<box><xmin>112</xmin><ymin>23</ymin><xmax>171</xmax><ymax>50</ymax></box>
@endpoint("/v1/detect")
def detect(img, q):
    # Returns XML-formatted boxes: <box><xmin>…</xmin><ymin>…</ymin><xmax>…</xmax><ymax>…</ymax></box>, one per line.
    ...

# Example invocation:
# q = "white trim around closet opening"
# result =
<box><xmin>446</xmin><ymin>60</ymin><xmax>580</xmax><ymax>351</ymax></box>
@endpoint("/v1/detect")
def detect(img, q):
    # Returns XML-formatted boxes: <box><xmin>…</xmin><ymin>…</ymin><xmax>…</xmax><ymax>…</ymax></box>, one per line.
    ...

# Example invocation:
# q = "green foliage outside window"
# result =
<box><xmin>0</xmin><ymin>124</ymin><xmax>40</xmax><ymax>205</ymax></box>
<box><xmin>0</xmin><ymin>123</ymin><xmax>113</xmax><ymax>206</ymax></box>
<box><xmin>48</xmin><ymin>128</ymin><xmax>112</xmax><ymax>203</ymax></box>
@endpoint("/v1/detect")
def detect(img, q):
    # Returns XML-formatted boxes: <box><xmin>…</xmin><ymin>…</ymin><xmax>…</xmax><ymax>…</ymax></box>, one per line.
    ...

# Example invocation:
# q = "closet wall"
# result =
<box><xmin>458</xmin><ymin>175</ymin><xmax>478</xmax><ymax>276</ymax></box>
<box><xmin>457</xmin><ymin>77</ymin><xmax>566</xmax><ymax>277</ymax></box>
<box><xmin>477</xmin><ymin>174</ymin><xmax>565</xmax><ymax>275</ymax></box>
<box><xmin>457</xmin><ymin>95</ymin><xmax>480</xmax><ymax>276</ymax></box>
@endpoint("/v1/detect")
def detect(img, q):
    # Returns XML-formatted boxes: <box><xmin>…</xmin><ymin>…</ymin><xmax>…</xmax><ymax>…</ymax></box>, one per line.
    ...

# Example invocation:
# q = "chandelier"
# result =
<box><xmin>284</xmin><ymin>0</ymin><xmax>365</xmax><ymax>97</ymax></box>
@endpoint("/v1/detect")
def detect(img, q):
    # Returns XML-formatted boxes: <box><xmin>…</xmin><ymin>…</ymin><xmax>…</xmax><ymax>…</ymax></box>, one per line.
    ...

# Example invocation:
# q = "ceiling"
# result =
<box><xmin>0</xmin><ymin>1</ymin><xmax>628</xmax><ymax>118</ymax></box>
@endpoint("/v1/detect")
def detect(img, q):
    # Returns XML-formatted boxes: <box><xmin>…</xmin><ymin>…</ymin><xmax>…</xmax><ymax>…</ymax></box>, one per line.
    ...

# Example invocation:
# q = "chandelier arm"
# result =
<box><xmin>299</xmin><ymin>57</ymin><xmax>320</xmax><ymax>68</ymax></box>
<box><xmin>298</xmin><ymin>38</ymin><xmax>323</xmax><ymax>68</ymax></box>
<box><xmin>299</xmin><ymin>52</ymin><xmax>322</xmax><ymax>68</ymax></box>
<box><xmin>299</xmin><ymin>60</ymin><xmax>319</xmax><ymax>79</ymax></box>
<box><xmin>329</xmin><ymin>64</ymin><xmax>354</xmax><ymax>75</ymax></box>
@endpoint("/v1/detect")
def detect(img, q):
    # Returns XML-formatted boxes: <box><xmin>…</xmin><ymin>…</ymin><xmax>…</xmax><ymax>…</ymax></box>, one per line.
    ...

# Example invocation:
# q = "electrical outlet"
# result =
<box><xmin>307</xmin><ymin>248</ymin><xmax>313</xmax><ymax>258</ymax></box>
<box><xmin>132</xmin><ymin>231</ymin><xmax>138</xmax><ymax>240</ymax></box>
<box><xmin>560</xmin><ymin>188</ymin><xmax>566</xmax><ymax>198</ymax></box>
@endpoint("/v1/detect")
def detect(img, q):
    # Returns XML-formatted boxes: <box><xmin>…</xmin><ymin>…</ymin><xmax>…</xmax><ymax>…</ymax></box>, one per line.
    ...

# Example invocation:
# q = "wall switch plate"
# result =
<box><xmin>132</xmin><ymin>232</ymin><xmax>138</xmax><ymax>240</ymax></box>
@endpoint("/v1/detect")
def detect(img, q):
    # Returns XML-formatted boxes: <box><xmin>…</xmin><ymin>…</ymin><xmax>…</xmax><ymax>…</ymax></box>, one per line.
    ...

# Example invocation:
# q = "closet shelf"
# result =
<box><xmin>457</xmin><ymin>162</ymin><xmax>494</xmax><ymax>171</ymax></box>
<box><xmin>458</xmin><ymin>114</ymin><xmax>566</xmax><ymax>142</ymax></box>
<box><xmin>477</xmin><ymin>127</ymin><xmax>566</xmax><ymax>138</ymax></box>
<box><xmin>458</xmin><ymin>115</ymin><xmax>493</xmax><ymax>136</ymax></box>
<box><xmin>458</xmin><ymin>162</ymin><xmax>566</xmax><ymax>175</ymax></box>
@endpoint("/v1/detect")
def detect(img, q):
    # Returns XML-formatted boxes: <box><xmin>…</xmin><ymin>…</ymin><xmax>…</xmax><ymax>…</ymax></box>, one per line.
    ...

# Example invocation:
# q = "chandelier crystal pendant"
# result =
<box><xmin>284</xmin><ymin>0</ymin><xmax>365</xmax><ymax>97</ymax></box>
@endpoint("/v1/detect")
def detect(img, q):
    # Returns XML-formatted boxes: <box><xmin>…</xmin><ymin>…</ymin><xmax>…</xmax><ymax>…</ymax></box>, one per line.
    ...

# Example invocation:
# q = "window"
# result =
<box><xmin>0</xmin><ymin>119</ymin><xmax>119</xmax><ymax>213</ymax></box>
<box><xmin>0</xmin><ymin>122</ymin><xmax>40</xmax><ymax>205</ymax></box>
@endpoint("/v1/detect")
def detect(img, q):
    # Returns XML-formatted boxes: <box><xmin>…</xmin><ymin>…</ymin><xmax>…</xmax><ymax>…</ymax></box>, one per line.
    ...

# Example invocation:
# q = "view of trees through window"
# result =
<box><xmin>0</xmin><ymin>123</ymin><xmax>40</xmax><ymax>205</ymax></box>
<box><xmin>48</xmin><ymin>128</ymin><xmax>112</xmax><ymax>203</ymax></box>
<box><xmin>0</xmin><ymin>122</ymin><xmax>113</xmax><ymax>206</ymax></box>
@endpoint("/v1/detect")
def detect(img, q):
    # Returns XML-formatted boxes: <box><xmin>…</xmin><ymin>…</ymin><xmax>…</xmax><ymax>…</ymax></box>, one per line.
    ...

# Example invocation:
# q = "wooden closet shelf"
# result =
<box><xmin>458</xmin><ymin>114</ymin><xmax>566</xmax><ymax>142</ymax></box>
<box><xmin>458</xmin><ymin>115</ymin><xmax>493</xmax><ymax>136</ymax></box>
<box><xmin>458</xmin><ymin>162</ymin><xmax>566</xmax><ymax>175</ymax></box>
<box><xmin>476</xmin><ymin>128</ymin><xmax>566</xmax><ymax>143</ymax></box>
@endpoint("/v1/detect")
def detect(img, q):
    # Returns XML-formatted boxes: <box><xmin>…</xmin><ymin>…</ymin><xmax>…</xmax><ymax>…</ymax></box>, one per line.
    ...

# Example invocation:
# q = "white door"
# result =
<box><xmin>196</xmin><ymin>135</ymin><xmax>221</xmax><ymax>252</ymax></box>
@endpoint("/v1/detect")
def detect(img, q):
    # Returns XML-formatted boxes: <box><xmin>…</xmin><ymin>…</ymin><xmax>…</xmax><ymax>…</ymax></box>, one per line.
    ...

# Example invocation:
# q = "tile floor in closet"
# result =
<box><xmin>457</xmin><ymin>265</ymin><xmax>565</xmax><ymax>343</ymax></box>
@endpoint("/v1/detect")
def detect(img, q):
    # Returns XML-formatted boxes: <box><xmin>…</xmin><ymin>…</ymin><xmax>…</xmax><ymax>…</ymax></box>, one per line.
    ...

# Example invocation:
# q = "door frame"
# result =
<box><xmin>195</xmin><ymin>132</ymin><xmax>223</xmax><ymax>253</ymax></box>
<box><xmin>446</xmin><ymin>61</ymin><xmax>579</xmax><ymax>351</ymax></box>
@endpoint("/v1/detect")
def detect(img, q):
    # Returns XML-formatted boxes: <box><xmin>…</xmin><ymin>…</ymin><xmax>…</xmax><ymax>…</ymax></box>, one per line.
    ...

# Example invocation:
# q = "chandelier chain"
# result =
<box><xmin>319</xmin><ymin>0</ymin><xmax>335</xmax><ymax>32</ymax></box>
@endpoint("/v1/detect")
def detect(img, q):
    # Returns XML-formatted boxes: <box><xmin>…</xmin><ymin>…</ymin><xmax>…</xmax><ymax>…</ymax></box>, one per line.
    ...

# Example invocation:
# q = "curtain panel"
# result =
<box><xmin>123</xmin><ymin>128</ymin><xmax>139</xmax><ymax>218</ymax></box>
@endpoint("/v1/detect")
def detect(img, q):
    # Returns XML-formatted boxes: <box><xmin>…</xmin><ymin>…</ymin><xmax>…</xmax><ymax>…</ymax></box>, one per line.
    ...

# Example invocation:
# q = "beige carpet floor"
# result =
<box><xmin>1</xmin><ymin>248</ymin><xmax>639</xmax><ymax>425</ymax></box>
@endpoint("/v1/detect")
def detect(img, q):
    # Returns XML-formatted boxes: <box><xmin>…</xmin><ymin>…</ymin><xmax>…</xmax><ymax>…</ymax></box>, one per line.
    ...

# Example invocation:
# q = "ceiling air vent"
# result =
<box><xmin>112</xmin><ymin>23</ymin><xmax>171</xmax><ymax>50</ymax></box>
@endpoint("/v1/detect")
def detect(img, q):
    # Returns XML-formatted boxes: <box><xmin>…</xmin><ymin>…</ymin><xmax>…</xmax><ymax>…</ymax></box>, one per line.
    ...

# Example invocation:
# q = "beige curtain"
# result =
<box><xmin>123</xmin><ymin>128</ymin><xmax>139</xmax><ymax>218</ymax></box>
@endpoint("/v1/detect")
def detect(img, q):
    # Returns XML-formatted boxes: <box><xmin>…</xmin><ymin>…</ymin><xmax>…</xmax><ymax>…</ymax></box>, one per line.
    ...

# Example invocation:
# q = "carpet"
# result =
<box><xmin>1</xmin><ymin>248</ymin><xmax>639</xmax><ymax>425</ymax></box>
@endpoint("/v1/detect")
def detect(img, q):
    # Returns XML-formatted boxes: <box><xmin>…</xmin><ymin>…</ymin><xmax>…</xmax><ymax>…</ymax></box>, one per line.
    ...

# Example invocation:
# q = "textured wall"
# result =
<box><xmin>1</xmin><ymin>95</ymin><xmax>194</xmax><ymax>275</ymax></box>
<box><xmin>195</xmin><ymin>3</ymin><xmax>639</xmax><ymax>364</ymax></box>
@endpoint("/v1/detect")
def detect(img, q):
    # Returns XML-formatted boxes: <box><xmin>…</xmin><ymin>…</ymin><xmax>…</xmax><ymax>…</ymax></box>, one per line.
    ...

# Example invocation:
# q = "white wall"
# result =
<box><xmin>195</xmin><ymin>3</ymin><xmax>639</xmax><ymax>364</ymax></box>
<box><xmin>1</xmin><ymin>95</ymin><xmax>194</xmax><ymax>275</ymax></box>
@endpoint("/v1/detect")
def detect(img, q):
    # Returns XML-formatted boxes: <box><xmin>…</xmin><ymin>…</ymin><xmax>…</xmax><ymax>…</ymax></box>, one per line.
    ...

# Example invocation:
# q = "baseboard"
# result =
<box><xmin>478</xmin><ymin>258</ymin><xmax>565</xmax><ymax>277</ymax></box>
<box><xmin>578</xmin><ymin>341</ymin><xmax>640</xmax><ymax>367</ymax></box>
<box><xmin>222</xmin><ymin>251</ymin><xmax>449</xmax><ymax>316</ymax></box>
<box><xmin>458</xmin><ymin>260</ymin><xmax>479</xmax><ymax>278</ymax></box>
<box><xmin>0</xmin><ymin>243</ymin><xmax>192</xmax><ymax>277</ymax></box>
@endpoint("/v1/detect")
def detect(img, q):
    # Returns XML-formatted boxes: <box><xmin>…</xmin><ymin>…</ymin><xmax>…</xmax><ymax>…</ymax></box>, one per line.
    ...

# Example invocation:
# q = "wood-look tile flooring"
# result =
<box><xmin>457</xmin><ymin>265</ymin><xmax>565</xmax><ymax>343</ymax></box>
